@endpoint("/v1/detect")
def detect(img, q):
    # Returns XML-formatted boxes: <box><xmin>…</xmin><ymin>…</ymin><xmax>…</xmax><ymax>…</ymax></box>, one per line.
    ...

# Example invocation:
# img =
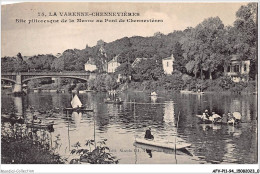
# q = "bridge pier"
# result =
<box><xmin>13</xmin><ymin>74</ymin><xmax>22</xmax><ymax>93</ymax></box>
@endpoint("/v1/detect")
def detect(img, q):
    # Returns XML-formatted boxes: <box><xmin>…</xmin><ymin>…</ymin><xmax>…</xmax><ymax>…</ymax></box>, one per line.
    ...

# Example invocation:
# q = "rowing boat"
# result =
<box><xmin>64</xmin><ymin>94</ymin><xmax>94</xmax><ymax>112</ymax></box>
<box><xmin>63</xmin><ymin>107</ymin><xmax>94</xmax><ymax>112</ymax></box>
<box><xmin>135</xmin><ymin>138</ymin><xmax>191</xmax><ymax>150</ymax></box>
<box><xmin>133</xmin><ymin>142</ymin><xmax>193</xmax><ymax>156</ymax></box>
<box><xmin>180</xmin><ymin>90</ymin><xmax>204</xmax><ymax>95</ymax></box>
<box><xmin>196</xmin><ymin>115</ymin><xmax>239</xmax><ymax>125</ymax></box>
<box><xmin>26</xmin><ymin>123</ymin><xmax>54</xmax><ymax>132</ymax></box>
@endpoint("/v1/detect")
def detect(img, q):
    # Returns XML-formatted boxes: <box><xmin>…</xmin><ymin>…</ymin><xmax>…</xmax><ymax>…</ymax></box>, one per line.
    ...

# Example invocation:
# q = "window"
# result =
<box><xmin>234</xmin><ymin>65</ymin><xmax>240</xmax><ymax>72</ymax></box>
<box><xmin>227</xmin><ymin>66</ymin><xmax>231</xmax><ymax>72</ymax></box>
<box><xmin>244</xmin><ymin>64</ymin><xmax>247</xmax><ymax>72</ymax></box>
<box><xmin>167</xmin><ymin>62</ymin><xmax>169</xmax><ymax>67</ymax></box>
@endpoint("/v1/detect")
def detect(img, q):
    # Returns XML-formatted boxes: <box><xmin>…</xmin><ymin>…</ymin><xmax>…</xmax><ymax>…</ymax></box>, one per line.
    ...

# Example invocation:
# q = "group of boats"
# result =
<box><xmin>196</xmin><ymin>112</ymin><xmax>242</xmax><ymax>126</ymax></box>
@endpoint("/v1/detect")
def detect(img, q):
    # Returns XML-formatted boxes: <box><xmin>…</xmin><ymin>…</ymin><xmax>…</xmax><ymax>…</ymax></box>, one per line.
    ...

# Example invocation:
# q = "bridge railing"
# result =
<box><xmin>2</xmin><ymin>72</ymin><xmax>90</xmax><ymax>76</ymax></box>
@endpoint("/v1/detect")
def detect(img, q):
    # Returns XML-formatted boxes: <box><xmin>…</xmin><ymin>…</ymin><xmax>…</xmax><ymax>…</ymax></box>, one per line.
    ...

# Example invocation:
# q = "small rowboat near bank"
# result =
<box><xmin>180</xmin><ymin>90</ymin><xmax>204</xmax><ymax>95</ymax></box>
<box><xmin>135</xmin><ymin>138</ymin><xmax>191</xmax><ymax>150</ymax></box>
<box><xmin>1</xmin><ymin>114</ymin><xmax>25</xmax><ymax>124</ymax></box>
<box><xmin>26</xmin><ymin>123</ymin><xmax>54</xmax><ymax>132</ymax></box>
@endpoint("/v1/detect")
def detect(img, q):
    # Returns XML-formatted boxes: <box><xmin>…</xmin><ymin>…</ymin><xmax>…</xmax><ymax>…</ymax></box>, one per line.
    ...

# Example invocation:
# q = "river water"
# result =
<box><xmin>1</xmin><ymin>91</ymin><xmax>258</xmax><ymax>164</ymax></box>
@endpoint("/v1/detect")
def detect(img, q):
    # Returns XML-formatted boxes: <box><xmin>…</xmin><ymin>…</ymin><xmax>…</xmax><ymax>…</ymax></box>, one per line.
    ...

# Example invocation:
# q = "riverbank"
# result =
<box><xmin>1</xmin><ymin>124</ymin><xmax>66</xmax><ymax>164</ymax></box>
<box><xmin>1</xmin><ymin>138</ymin><xmax>65</xmax><ymax>164</ymax></box>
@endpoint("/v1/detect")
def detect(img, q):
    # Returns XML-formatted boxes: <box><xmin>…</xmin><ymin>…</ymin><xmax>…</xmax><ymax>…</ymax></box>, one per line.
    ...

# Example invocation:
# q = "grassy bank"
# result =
<box><xmin>1</xmin><ymin>124</ymin><xmax>65</xmax><ymax>164</ymax></box>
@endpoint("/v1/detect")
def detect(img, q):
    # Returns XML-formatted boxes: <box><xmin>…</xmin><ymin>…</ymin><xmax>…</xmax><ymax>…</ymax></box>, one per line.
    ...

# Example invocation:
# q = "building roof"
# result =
<box><xmin>230</xmin><ymin>55</ymin><xmax>240</xmax><ymax>61</ymax></box>
<box><xmin>162</xmin><ymin>54</ymin><xmax>175</xmax><ymax>61</ymax></box>
<box><xmin>108</xmin><ymin>55</ymin><xmax>119</xmax><ymax>63</ymax></box>
<box><xmin>85</xmin><ymin>57</ymin><xmax>95</xmax><ymax>65</ymax></box>
<box><xmin>132</xmin><ymin>58</ymin><xmax>149</xmax><ymax>67</ymax></box>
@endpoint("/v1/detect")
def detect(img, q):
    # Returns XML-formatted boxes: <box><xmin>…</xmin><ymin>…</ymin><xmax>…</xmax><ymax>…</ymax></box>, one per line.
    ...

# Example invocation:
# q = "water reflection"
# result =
<box><xmin>71</xmin><ymin>112</ymin><xmax>82</xmax><ymax>128</ymax></box>
<box><xmin>163</xmin><ymin>100</ymin><xmax>175</xmax><ymax>124</ymax></box>
<box><xmin>1</xmin><ymin>92</ymin><xmax>257</xmax><ymax>164</ymax></box>
<box><xmin>14</xmin><ymin>97</ymin><xmax>23</xmax><ymax>116</ymax></box>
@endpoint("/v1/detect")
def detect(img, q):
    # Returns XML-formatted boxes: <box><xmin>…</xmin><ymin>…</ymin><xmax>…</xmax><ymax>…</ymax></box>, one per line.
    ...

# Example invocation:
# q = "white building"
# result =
<box><xmin>224</xmin><ymin>55</ymin><xmax>250</xmax><ymax>82</ymax></box>
<box><xmin>108</xmin><ymin>55</ymin><xmax>120</xmax><ymax>73</ymax></box>
<box><xmin>162</xmin><ymin>54</ymin><xmax>175</xmax><ymax>75</ymax></box>
<box><xmin>84</xmin><ymin>58</ymin><xmax>97</xmax><ymax>72</ymax></box>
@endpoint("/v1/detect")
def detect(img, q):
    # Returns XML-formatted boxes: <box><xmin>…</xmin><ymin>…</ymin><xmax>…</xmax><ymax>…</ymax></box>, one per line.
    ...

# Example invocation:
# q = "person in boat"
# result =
<box><xmin>211</xmin><ymin>112</ymin><xmax>221</xmax><ymax>122</ymax></box>
<box><xmin>204</xmin><ymin>110</ymin><xmax>210</xmax><ymax>119</ymax></box>
<box><xmin>144</xmin><ymin>127</ymin><xmax>154</xmax><ymax>140</ymax></box>
<box><xmin>221</xmin><ymin>114</ymin><xmax>228</xmax><ymax>123</ymax></box>
<box><xmin>202</xmin><ymin>113</ymin><xmax>207</xmax><ymax>120</ymax></box>
<box><xmin>232</xmin><ymin>112</ymin><xmax>242</xmax><ymax>123</ymax></box>
<box><xmin>32</xmin><ymin>115</ymin><xmax>41</xmax><ymax>124</ymax></box>
<box><xmin>227</xmin><ymin>112</ymin><xmax>236</xmax><ymax>125</ymax></box>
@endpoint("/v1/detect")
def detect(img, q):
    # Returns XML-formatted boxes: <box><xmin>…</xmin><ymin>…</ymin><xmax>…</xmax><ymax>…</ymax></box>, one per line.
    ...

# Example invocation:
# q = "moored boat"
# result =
<box><xmin>26</xmin><ymin>122</ymin><xmax>54</xmax><ymax>132</ymax></box>
<box><xmin>180</xmin><ymin>90</ymin><xmax>204</xmax><ymax>95</ymax></box>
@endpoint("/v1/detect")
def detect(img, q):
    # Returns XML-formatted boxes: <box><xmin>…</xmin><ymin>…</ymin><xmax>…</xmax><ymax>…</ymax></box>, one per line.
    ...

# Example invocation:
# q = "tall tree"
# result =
<box><xmin>233</xmin><ymin>3</ymin><xmax>257</xmax><ymax>79</ymax></box>
<box><xmin>181</xmin><ymin>17</ymin><xmax>227</xmax><ymax>79</ymax></box>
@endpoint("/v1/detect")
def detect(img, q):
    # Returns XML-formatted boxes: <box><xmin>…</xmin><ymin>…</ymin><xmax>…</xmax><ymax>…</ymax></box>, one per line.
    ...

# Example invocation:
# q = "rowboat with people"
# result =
<box><xmin>104</xmin><ymin>97</ymin><xmax>123</xmax><ymax>104</ymax></box>
<box><xmin>196</xmin><ymin>111</ymin><xmax>242</xmax><ymax>126</ymax></box>
<box><xmin>63</xmin><ymin>94</ymin><xmax>94</xmax><ymax>112</ymax></box>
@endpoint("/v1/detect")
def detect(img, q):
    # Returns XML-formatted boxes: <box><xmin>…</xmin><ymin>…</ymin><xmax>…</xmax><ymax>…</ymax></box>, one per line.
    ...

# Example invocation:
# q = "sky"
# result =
<box><xmin>1</xmin><ymin>2</ymin><xmax>248</xmax><ymax>57</ymax></box>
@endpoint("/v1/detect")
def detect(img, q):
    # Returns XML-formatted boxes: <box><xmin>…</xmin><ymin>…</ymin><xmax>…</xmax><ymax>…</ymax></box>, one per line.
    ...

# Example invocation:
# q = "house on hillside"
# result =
<box><xmin>132</xmin><ymin>58</ymin><xmax>149</xmax><ymax>68</ymax></box>
<box><xmin>162</xmin><ymin>54</ymin><xmax>175</xmax><ymax>75</ymax></box>
<box><xmin>108</xmin><ymin>55</ymin><xmax>120</xmax><ymax>73</ymax></box>
<box><xmin>84</xmin><ymin>58</ymin><xmax>97</xmax><ymax>72</ymax></box>
<box><xmin>224</xmin><ymin>55</ymin><xmax>250</xmax><ymax>82</ymax></box>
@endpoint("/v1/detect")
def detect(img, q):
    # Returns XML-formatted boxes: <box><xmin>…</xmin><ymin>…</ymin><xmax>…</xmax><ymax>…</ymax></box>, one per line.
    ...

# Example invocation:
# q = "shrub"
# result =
<box><xmin>70</xmin><ymin>140</ymin><xmax>119</xmax><ymax>164</ymax></box>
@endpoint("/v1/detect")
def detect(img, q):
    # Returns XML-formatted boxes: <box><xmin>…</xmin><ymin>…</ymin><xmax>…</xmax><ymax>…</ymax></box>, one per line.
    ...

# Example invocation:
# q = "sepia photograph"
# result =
<box><xmin>1</xmin><ymin>0</ymin><xmax>258</xmax><ymax>173</ymax></box>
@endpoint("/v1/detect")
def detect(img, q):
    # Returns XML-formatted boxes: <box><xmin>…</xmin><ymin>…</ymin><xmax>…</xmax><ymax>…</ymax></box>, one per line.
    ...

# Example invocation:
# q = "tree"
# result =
<box><xmin>181</xmin><ymin>17</ymin><xmax>227</xmax><ymax>79</ymax></box>
<box><xmin>233</xmin><ymin>3</ymin><xmax>257</xmax><ymax>79</ymax></box>
<box><xmin>96</xmin><ymin>39</ymin><xmax>105</xmax><ymax>46</ymax></box>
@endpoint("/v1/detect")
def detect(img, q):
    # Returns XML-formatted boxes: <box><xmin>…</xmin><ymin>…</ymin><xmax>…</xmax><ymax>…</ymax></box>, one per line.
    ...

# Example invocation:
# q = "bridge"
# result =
<box><xmin>1</xmin><ymin>72</ymin><xmax>91</xmax><ymax>93</ymax></box>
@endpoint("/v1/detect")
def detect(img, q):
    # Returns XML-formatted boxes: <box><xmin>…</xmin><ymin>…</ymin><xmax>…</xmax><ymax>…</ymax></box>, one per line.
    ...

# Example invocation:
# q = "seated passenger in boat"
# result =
<box><xmin>233</xmin><ymin>112</ymin><xmax>242</xmax><ymax>123</ymax></box>
<box><xmin>221</xmin><ymin>114</ymin><xmax>228</xmax><ymax>123</ymax></box>
<box><xmin>144</xmin><ymin>127</ymin><xmax>154</xmax><ymax>140</ymax></box>
<box><xmin>211</xmin><ymin>112</ymin><xmax>221</xmax><ymax>122</ymax></box>
<box><xmin>202</xmin><ymin>113</ymin><xmax>207</xmax><ymax>119</ymax></box>
<box><xmin>227</xmin><ymin>112</ymin><xmax>236</xmax><ymax>124</ymax></box>
<box><xmin>205</xmin><ymin>110</ymin><xmax>210</xmax><ymax>119</ymax></box>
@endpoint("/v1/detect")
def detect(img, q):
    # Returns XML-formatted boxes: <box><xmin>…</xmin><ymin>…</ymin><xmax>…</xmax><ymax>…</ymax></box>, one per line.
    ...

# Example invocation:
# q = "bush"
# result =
<box><xmin>70</xmin><ymin>140</ymin><xmax>119</xmax><ymax>164</ymax></box>
<box><xmin>1</xmin><ymin>123</ymin><xmax>65</xmax><ymax>164</ymax></box>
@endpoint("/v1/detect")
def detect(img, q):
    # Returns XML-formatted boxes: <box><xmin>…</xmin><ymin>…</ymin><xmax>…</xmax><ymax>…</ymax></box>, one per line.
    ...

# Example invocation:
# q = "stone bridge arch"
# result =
<box><xmin>1</xmin><ymin>77</ymin><xmax>16</xmax><ymax>84</ymax></box>
<box><xmin>22</xmin><ymin>76</ymin><xmax>88</xmax><ymax>83</ymax></box>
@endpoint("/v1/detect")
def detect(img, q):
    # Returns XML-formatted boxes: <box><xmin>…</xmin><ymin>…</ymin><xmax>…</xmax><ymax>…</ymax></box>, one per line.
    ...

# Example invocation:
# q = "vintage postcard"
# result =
<box><xmin>1</xmin><ymin>1</ymin><xmax>258</xmax><ymax>173</ymax></box>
